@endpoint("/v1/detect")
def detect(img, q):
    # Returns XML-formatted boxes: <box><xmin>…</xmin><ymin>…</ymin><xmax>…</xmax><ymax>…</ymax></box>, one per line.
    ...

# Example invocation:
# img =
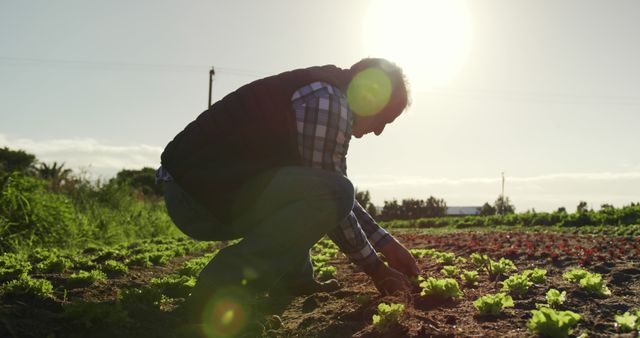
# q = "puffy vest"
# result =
<box><xmin>161</xmin><ymin>65</ymin><xmax>352</xmax><ymax>223</ymax></box>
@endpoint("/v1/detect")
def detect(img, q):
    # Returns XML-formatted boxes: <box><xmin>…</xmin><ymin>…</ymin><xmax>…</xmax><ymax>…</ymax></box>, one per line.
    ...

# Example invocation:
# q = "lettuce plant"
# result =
<box><xmin>501</xmin><ymin>273</ymin><xmax>532</xmax><ymax>296</ymax></box>
<box><xmin>614</xmin><ymin>311</ymin><xmax>639</xmax><ymax>333</ymax></box>
<box><xmin>460</xmin><ymin>270</ymin><xmax>479</xmax><ymax>286</ymax></box>
<box><xmin>419</xmin><ymin>277</ymin><xmax>462</xmax><ymax>299</ymax></box>
<box><xmin>527</xmin><ymin>307</ymin><xmax>581</xmax><ymax>338</ymax></box>
<box><xmin>102</xmin><ymin>260</ymin><xmax>128</xmax><ymax>276</ymax></box>
<box><xmin>316</xmin><ymin>265</ymin><xmax>337</xmax><ymax>281</ymax></box>
<box><xmin>372</xmin><ymin>302</ymin><xmax>404</xmax><ymax>332</ymax></box>
<box><xmin>522</xmin><ymin>268</ymin><xmax>547</xmax><ymax>284</ymax></box>
<box><xmin>579</xmin><ymin>273</ymin><xmax>611</xmax><ymax>296</ymax></box>
<box><xmin>410</xmin><ymin>248</ymin><xmax>436</xmax><ymax>259</ymax></box>
<box><xmin>150</xmin><ymin>274</ymin><xmax>196</xmax><ymax>298</ymax></box>
<box><xmin>440</xmin><ymin>265</ymin><xmax>459</xmax><ymax>278</ymax></box>
<box><xmin>490</xmin><ymin>258</ymin><xmax>517</xmax><ymax>278</ymax></box>
<box><xmin>36</xmin><ymin>256</ymin><xmax>73</xmax><ymax>273</ymax></box>
<box><xmin>474</xmin><ymin>293</ymin><xmax>514</xmax><ymax>316</ymax></box>
<box><xmin>563</xmin><ymin>268</ymin><xmax>611</xmax><ymax>297</ymax></box>
<box><xmin>434</xmin><ymin>252</ymin><xmax>456</xmax><ymax>265</ymax></box>
<box><xmin>562</xmin><ymin>268</ymin><xmax>590</xmax><ymax>283</ymax></box>
<box><xmin>1</xmin><ymin>275</ymin><xmax>53</xmax><ymax>299</ymax></box>
<box><xmin>68</xmin><ymin>269</ymin><xmax>107</xmax><ymax>288</ymax></box>
<box><xmin>545</xmin><ymin>289</ymin><xmax>566</xmax><ymax>308</ymax></box>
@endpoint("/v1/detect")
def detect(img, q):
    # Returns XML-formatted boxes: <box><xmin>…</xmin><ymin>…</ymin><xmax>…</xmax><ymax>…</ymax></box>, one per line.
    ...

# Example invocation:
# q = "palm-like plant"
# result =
<box><xmin>37</xmin><ymin>162</ymin><xmax>72</xmax><ymax>192</ymax></box>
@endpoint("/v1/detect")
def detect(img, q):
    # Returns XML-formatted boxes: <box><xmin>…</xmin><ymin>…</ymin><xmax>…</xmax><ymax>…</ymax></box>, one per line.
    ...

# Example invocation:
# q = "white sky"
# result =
<box><xmin>1</xmin><ymin>0</ymin><xmax>639</xmax><ymax>211</ymax></box>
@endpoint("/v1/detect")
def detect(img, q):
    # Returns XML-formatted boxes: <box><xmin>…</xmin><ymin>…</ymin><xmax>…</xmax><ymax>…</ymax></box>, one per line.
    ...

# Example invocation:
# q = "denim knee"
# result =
<box><xmin>324</xmin><ymin>173</ymin><xmax>355</xmax><ymax>222</ymax></box>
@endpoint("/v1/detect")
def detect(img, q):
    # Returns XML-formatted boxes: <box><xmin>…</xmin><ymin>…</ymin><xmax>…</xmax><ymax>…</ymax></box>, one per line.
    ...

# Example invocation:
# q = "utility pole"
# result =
<box><xmin>208</xmin><ymin>66</ymin><xmax>215</xmax><ymax>109</ymax></box>
<box><xmin>501</xmin><ymin>172</ymin><xmax>505</xmax><ymax>198</ymax></box>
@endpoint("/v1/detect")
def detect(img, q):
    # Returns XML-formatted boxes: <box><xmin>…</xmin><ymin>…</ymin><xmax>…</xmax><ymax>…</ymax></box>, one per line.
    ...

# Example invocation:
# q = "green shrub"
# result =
<box><xmin>527</xmin><ymin>307</ymin><xmax>580</xmax><ymax>338</ymax></box>
<box><xmin>0</xmin><ymin>174</ymin><xmax>77</xmax><ymax>251</ymax></box>
<box><xmin>1</xmin><ymin>275</ymin><xmax>53</xmax><ymax>299</ymax></box>
<box><xmin>419</xmin><ymin>277</ymin><xmax>462</xmax><ymax>299</ymax></box>
<box><xmin>372</xmin><ymin>302</ymin><xmax>404</xmax><ymax>332</ymax></box>
<box><xmin>474</xmin><ymin>293</ymin><xmax>514</xmax><ymax>316</ymax></box>
<box><xmin>68</xmin><ymin>269</ymin><xmax>107</xmax><ymax>288</ymax></box>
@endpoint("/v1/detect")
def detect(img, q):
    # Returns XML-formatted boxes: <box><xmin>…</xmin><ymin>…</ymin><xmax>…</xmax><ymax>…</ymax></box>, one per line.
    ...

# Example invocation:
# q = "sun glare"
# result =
<box><xmin>363</xmin><ymin>0</ymin><xmax>473</xmax><ymax>90</ymax></box>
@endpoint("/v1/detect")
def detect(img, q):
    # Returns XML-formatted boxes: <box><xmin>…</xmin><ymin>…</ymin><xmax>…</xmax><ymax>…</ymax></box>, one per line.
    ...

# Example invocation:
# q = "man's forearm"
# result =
<box><xmin>352</xmin><ymin>201</ymin><xmax>393</xmax><ymax>251</ymax></box>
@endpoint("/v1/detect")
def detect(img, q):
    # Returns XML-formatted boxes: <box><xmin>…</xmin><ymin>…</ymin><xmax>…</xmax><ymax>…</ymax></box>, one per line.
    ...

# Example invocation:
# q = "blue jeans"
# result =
<box><xmin>164</xmin><ymin>166</ymin><xmax>354</xmax><ymax>306</ymax></box>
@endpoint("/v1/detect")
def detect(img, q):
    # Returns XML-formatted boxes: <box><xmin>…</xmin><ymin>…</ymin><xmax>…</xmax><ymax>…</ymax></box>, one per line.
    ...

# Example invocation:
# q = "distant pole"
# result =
<box><xmin>208</xmin><ymin>67</ymin><xmax>215</xmax><ymax>109</ymax></box>
<box><xmin>501</xmin><ymin>172</ymin><xmax>505</xmax><ymax>198</ymax></box>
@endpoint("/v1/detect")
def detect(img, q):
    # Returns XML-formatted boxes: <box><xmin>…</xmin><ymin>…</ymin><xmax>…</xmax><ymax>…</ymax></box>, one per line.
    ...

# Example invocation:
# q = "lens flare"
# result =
<box><xmin>201</xmin><ymin>287</ymin><xmax>251</xmax><ymax>338</ymax></box>
<box><xmin>347</xmin><ymin>68</ymin><xmax>392</xmax><ymax>117</ymax></box>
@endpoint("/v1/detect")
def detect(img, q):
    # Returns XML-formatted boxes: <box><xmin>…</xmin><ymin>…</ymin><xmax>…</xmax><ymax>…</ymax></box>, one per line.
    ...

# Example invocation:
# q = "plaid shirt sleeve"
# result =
<box><xmin>291</xmin><ymin>81</ymin><xmax>392</xmax><ymax>272</ymax></box>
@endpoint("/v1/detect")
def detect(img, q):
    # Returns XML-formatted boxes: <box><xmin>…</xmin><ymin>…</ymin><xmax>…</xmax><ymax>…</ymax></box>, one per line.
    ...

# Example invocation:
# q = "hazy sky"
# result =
<box><xmin>1</xmin><ymin>0</ymin><xmax>639</xmax><ymax>211</ymax></box>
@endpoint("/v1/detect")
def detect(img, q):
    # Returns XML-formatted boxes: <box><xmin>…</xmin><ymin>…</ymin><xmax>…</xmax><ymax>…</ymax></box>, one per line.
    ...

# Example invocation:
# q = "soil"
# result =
<box><xmin>1</xmin><ymin>231</ymin><xmax>639</xmax><ymax>338</ymax></box>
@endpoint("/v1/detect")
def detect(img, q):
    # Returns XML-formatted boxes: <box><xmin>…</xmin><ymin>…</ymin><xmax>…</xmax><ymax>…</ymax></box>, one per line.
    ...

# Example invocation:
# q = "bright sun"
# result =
<box><xmin>363</xmin><ymin>0</ymin><xmax>473</xmax><ymax>90</ymax></box>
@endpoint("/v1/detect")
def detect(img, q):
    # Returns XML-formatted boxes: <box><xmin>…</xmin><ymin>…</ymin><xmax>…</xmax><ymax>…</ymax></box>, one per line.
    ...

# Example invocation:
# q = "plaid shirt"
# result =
<box><xmin>291</xmin><ymin>81</ymin><xmax>392</xmax><ymax>271</ymax></box>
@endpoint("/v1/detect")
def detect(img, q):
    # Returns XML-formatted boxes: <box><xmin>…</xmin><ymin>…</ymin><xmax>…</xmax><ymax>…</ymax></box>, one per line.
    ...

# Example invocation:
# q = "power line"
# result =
<box><xmin>0</xmin><ymin>55</ymin><xmax>269</xmax><ymax>77</ymax></box>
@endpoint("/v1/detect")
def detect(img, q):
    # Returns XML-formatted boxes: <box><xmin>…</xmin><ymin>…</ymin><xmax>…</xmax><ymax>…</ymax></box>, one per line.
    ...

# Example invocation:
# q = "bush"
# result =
<box><xmin>0</xmin><ymin>174</ymin><xmax>77</xmax><ymax>252</ymax></box>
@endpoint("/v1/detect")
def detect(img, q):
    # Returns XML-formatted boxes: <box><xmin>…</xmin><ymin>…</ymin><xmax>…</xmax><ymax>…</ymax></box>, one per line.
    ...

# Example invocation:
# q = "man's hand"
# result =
<box><xmin>380</xmin><ymin>239</ymin><xmax>420</xmax><ymax>278</ymax></box>
<box><xmin>367</xmin><ymin>263</ymin><xmax>411</xmax><ymax>295</ymax></box>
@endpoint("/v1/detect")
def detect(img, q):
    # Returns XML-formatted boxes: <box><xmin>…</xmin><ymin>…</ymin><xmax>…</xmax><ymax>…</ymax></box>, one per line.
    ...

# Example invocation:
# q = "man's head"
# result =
<box><xmin>347</xmin><ymin>58</ymin><xmax>410</xmax><ymax>138</ymax></box>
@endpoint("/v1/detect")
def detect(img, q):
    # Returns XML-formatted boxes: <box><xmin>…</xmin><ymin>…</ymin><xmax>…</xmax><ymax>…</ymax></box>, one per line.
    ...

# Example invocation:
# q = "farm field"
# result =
<box><xmin>1</xmin><ymin>230</ymin><xmax>639</xmax><ymax>337</ymax></box>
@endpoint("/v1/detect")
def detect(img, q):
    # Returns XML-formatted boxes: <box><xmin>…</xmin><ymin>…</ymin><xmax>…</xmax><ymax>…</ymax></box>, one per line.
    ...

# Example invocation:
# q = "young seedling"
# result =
<box><xmin>522</xmin><ymin>268</ymin><xmax>547</xmax><ymax>284</ymax></box>
<box><xmin>68</xmin><ymin>269</ymin><xmax>107</xmax><ymax>288</ymax></box>
<box><xmin>440</xmin><ymin>265</ymin><xmax>459</xmax><ymax>278</ymax></box>
<box><xmin>372</xmin><ymin>302</ymin><xmax>404</xmax><ymax>332</ymax></box>
<box><xmin>614</xmin><ymin>311</ymin><xmax>639</xmax><ymax>333</ymax></box>
<box><xmin>563</xmin><ymin>268</ymin><xmax>611</xmax><ymax>296</ymax></box>
<box><xmin>527</xmin><ymin>307</ymin><xmax>581</xmax><ymax>338</ymax></box>
<box><xmin>545</xmin><ymin>289</ymin><xmax>567</xmax><ymax>309</ymax></box>
<box><xmin>150</xmin><ymin>274</ymin><xmax>196</xmax><ymax>298</ymax></box>
<box><xmin>36</xmin><ymin>256</ymin><xmax>73</xmax><ymax>273</ymax></box>
<box><xmin>460</xmin><ymin>270</ymin><xmax>479</xmax><ymax>286</ymax></box>
<box><xmin>1</xmin><ymin>275</ymin><xmax>53</xmax><ymax>299</ymax></box>
<box><xmin>101</xmin><ymin>260</ymin><xmax>128</xmax><ymax>276</ymax></box>
<box><xmin>474</xmin><ymin>293</ymin><xmax>514</xmax><ymax>316</ymax></box>
<box><xmin>419</xmin><ymin>277</ymin><xmax>463</xmax><ymax>299</ymax></box>
<box><xmin>501</xmin><ymin>273</ymin><xmax>532</xmax><ymax>296</ymax></box>
<box><xmin>562</xmin><ymin>268</ymin><xmax>590</xmax><ymax>283</ymax></box>
<box><xmin>578</xmin><ymin>273</ymin><xmax>611</xmax><ymax>297</ymax></box>
<box><xmin>316</xmin><ymin>265</ymin><xmax>337</xmax><ymax>281</ymax></box>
